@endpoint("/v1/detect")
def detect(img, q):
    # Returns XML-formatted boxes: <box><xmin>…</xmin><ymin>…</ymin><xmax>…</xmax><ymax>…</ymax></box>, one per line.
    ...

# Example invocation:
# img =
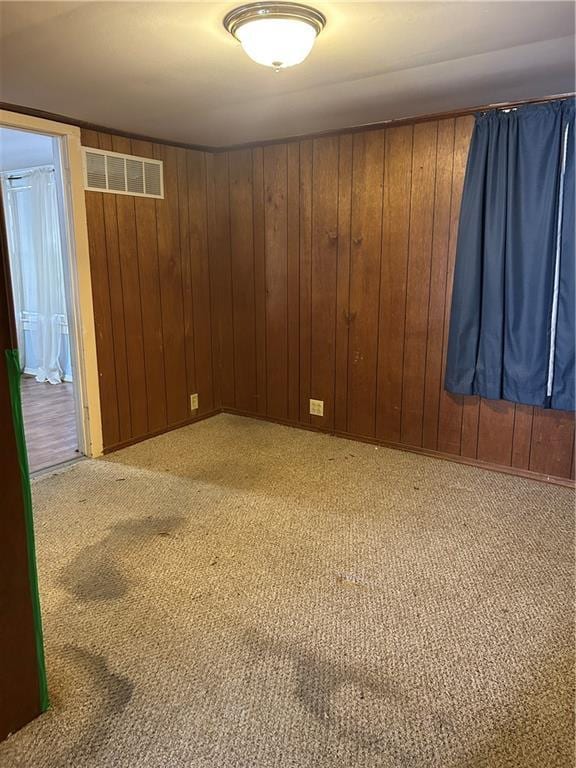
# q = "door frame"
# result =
<box><xmin>0</xmin><ymin>109</ymin><xmax>103</xmax><ymax>459</ymax></box>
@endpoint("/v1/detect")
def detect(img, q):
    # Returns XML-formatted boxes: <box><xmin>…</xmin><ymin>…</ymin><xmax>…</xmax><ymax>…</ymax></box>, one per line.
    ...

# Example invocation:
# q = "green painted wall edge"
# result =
<box><xmin>5</xmin><ymin>349</ymin><xmax>49</xmax><ymax>712</ymax></box>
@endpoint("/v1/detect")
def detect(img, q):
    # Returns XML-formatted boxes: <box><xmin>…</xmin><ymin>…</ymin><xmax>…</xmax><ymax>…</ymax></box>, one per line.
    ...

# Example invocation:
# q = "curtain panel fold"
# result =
<box><xmin>445</xmin><ymin>98</ymin><xmax>575</xmax><ymax>410</ymax></box>
<box><xmin>1</xmin><ymin>167</ymin><xmax>70</xmax><ymax>384</ymax></box>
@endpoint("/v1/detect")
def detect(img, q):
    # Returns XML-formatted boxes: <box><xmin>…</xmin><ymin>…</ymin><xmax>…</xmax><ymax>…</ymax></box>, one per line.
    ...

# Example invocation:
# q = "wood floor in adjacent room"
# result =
<box><xmin>1</xmin><ymin>414</ymin><xmax>573</xmax><ymax>768</ymax></box>
<box><xmin>20</xmin><ymin>376</ymin><xmax>79</xmax><ymax>473</ymax></box>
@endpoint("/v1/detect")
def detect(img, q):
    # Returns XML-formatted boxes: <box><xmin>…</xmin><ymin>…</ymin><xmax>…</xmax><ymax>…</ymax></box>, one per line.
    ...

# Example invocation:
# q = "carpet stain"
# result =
<box><xmin>243</xmin><ymin>626</ymin><xmax>455</xmax><ymax>764</ymax></box>
<box><xmin>245</xmin><ymin>630</ymin><xmax>387</xmax><ymax>729</ymax></box>
<box><xmin>59</xmin><ymin>515</ymin><xmax>186</xmax><ymax>602</ymax></box>
<box><xmin>38</xmin><ymin>644</ymin><xmax>137</xmax><ymax>768</ymax></box>
<box><xmin>64</xmin><ymin>644</ymin><xmax>134</xmax><ymax>716</ymax></box>
<box><xmin>60</xmin><ymin>553</ymin><xmax>129</xmax><ymax>602</ymax></box>
<box><xmin>293</xmin><ymin>649</ymin><xmax>387</xmax><ymax>723</ymax></box>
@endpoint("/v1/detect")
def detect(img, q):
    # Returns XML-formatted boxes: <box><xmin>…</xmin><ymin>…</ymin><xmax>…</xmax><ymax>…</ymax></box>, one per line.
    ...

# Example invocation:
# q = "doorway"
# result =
<box><xmin>0</xmin><ymin>108</ymin><xmax>103</xmax><ymax>737</ymax></box>
<box><xmin>0</xmin><ymin>126</ymin><xmax>83</xmax><ymax>472</ymax></box>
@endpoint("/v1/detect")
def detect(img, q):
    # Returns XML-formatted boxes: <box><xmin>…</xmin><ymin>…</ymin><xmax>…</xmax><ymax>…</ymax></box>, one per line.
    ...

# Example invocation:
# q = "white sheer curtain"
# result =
<box><xmin>1</xmin><ymin>167</ymin><xmax>70</xmax><ymax>384</ymax></box>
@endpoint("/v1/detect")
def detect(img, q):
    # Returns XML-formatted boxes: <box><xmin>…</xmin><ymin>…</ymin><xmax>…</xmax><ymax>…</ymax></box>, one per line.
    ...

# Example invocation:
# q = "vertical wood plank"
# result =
<box><xmin>264</xmin><ymin>144</ymin><xmax>289</xmax><ymax>420</ymax></box>
<box><xmin>422</xmin><ymin>119</ymin><xmax>455</xmax><ymax>450</ymax></box>
<box><xmin>176</xmin><ymin>147</ymin><xmax>197</xmax><ymax>412</ymax></box>
<box><xmin>529</xmin><ymin>409</ymin><xmax>575</xmax><ymax>478</ymax></box>
<box><xmin>347</xmin><ymin>130</ymin><xmax>385</xmax><ymax>438</ymax></box>
<box><xmin>437</xmin><ymin>115</ymin><xmax>475</xmax><ymax>455</ymax></box>
<box><xmin>287</xmin><ymin>143</ymin><xmax>301</xmax><ymax>423</ymax></box>
<box><xmin>188</xmin><ymin>150</ymin><xmax>215</xmax><ymax>415</ymax></box>
<box><xmin>154</xmin><ymin>144</ymin><xmax>189</xmax><ymax>424</ymax></box>
<box><xmin>229</xmin><ymin>149</ymin><xmax>257</xmax><ymax>412</ymax></box>
<box><xmin>334</xmin><ymin>134</ymin><xmax>353</xmax><ymax>433</ymax></box>
<box><xmin>205</xmin><ymin>152</ymin><xmax>223</xmax><ymax>409</ymax></box>
<box><xmin>131</xmin><ymin>139</ymin><xmax>167</xmax><ymax>433</ymax></box>
<box><xmin>211</xmin><ymin>153</ymin><xmax>235</xmax><ymax>408</ymax></box>
<box><xmin>252</xmin><ymin>147</ymin><xmax>267</xmax><ymax>415</ymax></box>
<box><xmin>401</xmin><ymin>121</ymin><xmax>438</xmax><ymax>446</ymax></box>
<box><xmin>376</xmin><ymin>125</ymin><xmax>413</xmax><ymax>443</ymax></box>
<box><xmin>310</xmin><ymin>136</ymin><xmax>339</xmax><ymax>430</ymax></box>
<box><xmin>460</xmin><ymin>396</ymin><xmax>481</xmax><ymax>458</ymax></box>
<box><xmin>81</xmin><ymin>134</ymin><xmax>120</xmax><ymax>447</ymax></box>
<box><xmin>98</xmin><ymin>132</ymin><xmax>132</xmax><ymax>441</ymax></box>
<box><xmin>476</xmin><ymin>399</ymin><xmax>515</xmax><ymax>465</ymax></box>
<box><xmin>112</xmin><ymin>135</ymin><xmax>148</xmax><ymax>438</ymax></box>
<box><xmin>511</xmin><ymin>405</ymin><xmax>534</xmax><ymax>469</ymax></box>
<box><xmin>299</xmin><ymin>140</ymin><xmax>313</xmax><ymax>425</ymax></box>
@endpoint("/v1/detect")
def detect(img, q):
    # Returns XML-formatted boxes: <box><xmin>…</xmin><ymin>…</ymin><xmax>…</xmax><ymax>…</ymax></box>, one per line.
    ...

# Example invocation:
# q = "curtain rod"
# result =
<box><xmin>3</xmin><ymin>167</ymin><xmax>55</xmax><ymax>181</ymax></box>
<box><xmin>482</xmin><ymin>94</ymin><xmax>574</xmax><ymax>113</ymax></box>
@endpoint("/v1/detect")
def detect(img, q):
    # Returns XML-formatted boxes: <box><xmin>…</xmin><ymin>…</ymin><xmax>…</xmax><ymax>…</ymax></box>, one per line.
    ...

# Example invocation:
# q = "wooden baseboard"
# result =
<box><xmin>102</xmin><ymin>409</ymin><xmax>220</xmax><ymax>454</ymax></box>
<box><xmin>222</xmin><ymin>406</ymin><xmax>329</xmax><ymax>434</ymax></box>
<box><xmin>222</xmin><ymin>407</ymin><xmax>575</xmax><ymax>488</ymax></box>
<box><xmin>102</xmin><ymin>405</ymin><xmax>574</xmax><ymax>487</ymax></box>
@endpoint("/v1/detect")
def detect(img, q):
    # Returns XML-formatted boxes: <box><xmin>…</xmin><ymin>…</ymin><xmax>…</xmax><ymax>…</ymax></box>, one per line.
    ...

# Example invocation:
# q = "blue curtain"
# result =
<box><xmin>445</xmin><ymin>98</ymin><xmax>575</xmax><ymax>410</ymax></box>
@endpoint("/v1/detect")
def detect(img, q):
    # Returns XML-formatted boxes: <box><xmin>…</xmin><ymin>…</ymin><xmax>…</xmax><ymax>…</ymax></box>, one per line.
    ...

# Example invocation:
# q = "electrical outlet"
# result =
<box><xmin>309</xmin><ymin>398</ymin><xmax>324</xmax><ymax>417</ymax></box>
<box><xmin>190</xmin><ymin>393</ymin><xmax>199</xmax><ymax>411</ymax></box>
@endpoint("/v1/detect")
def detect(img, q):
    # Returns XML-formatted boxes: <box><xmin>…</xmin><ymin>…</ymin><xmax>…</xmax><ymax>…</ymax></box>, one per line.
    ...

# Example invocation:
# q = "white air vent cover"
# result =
<box><xmin>82</xmin><ymin>147</ymin><xmax>164</xmax><ymax>198</ymax></box>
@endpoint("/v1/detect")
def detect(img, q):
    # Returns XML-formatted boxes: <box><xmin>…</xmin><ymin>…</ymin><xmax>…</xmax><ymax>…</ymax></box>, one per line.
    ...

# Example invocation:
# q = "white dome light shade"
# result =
<box><xmin>224</xmin><ymin>3</ymin><xmax>326</xmax><ymax>70</ymax></box>
<box><xmin>236</xmin><ymin>18</ymin><xmax>317</xmax><ymax>68</ymax></box>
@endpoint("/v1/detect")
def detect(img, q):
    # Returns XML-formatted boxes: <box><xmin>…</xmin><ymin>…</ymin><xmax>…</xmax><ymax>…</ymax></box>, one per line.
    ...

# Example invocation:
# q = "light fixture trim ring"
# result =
<box><xmin>223</xmin><ymin>2</ymin><xmax>326</xmax><ymax>40</ymax></box>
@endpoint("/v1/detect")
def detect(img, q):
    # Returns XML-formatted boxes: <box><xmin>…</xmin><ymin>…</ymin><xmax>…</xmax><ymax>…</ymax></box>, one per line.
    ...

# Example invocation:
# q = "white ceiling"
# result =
<box><xmin>0</xmin><ymin>127</ymin><xmax>54</xmax><ymax>171</ymax></box>
<box><xmin>0</xmin><ymin>2</ymin><xmax>574</xmax><ymax>147</ymax></box>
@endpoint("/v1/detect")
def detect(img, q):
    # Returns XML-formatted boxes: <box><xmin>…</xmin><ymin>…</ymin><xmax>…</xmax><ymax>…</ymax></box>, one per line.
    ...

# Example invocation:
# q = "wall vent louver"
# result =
<box><xmin>82</xmin><ymin>147</ymin><xmax>164</xmax><ymax>198</ymax></box>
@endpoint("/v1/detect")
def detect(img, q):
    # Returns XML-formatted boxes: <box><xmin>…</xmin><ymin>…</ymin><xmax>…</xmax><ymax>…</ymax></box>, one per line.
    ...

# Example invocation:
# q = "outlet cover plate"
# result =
<box><xmin>190</xmin><ymin>393</ymin><xmax>199</xmax><ymax>411</ymax></box>
<box><xmin>309</xmin><ymin>398</ymin><xmax>324</xmax><ymax>417</ymax></box>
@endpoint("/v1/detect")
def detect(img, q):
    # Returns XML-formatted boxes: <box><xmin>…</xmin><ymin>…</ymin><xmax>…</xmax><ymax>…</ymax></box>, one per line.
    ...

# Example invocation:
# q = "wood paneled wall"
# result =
<box><xmin>210</xmin><ymin>116</ymin><xmax>575</xmax><ymax>482</ymax></box>
<box><xmin>81</xmin><ymin>118</ymin><xmax>574</xmax><ymax>481</ymax></box>
<box><xmin>81</xmin><ymin>130</ymin><xmax>219</xmax><ymax>450</ymax></box>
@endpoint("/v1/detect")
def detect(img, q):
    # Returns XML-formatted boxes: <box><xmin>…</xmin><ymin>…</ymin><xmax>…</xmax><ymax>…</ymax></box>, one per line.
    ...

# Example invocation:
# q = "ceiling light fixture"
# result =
<box><xmin>224</xmin><ymin>2</ymin><xmax>326</xmax><ymax>70</ymax></box>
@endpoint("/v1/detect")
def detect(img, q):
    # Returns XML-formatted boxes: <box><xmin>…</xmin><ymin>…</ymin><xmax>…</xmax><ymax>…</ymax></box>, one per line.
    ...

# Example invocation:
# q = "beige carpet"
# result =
<box><xmin>1</xmin><ymin>414</ymin><xmax>574</xmax><ymax>768</ymax></box>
